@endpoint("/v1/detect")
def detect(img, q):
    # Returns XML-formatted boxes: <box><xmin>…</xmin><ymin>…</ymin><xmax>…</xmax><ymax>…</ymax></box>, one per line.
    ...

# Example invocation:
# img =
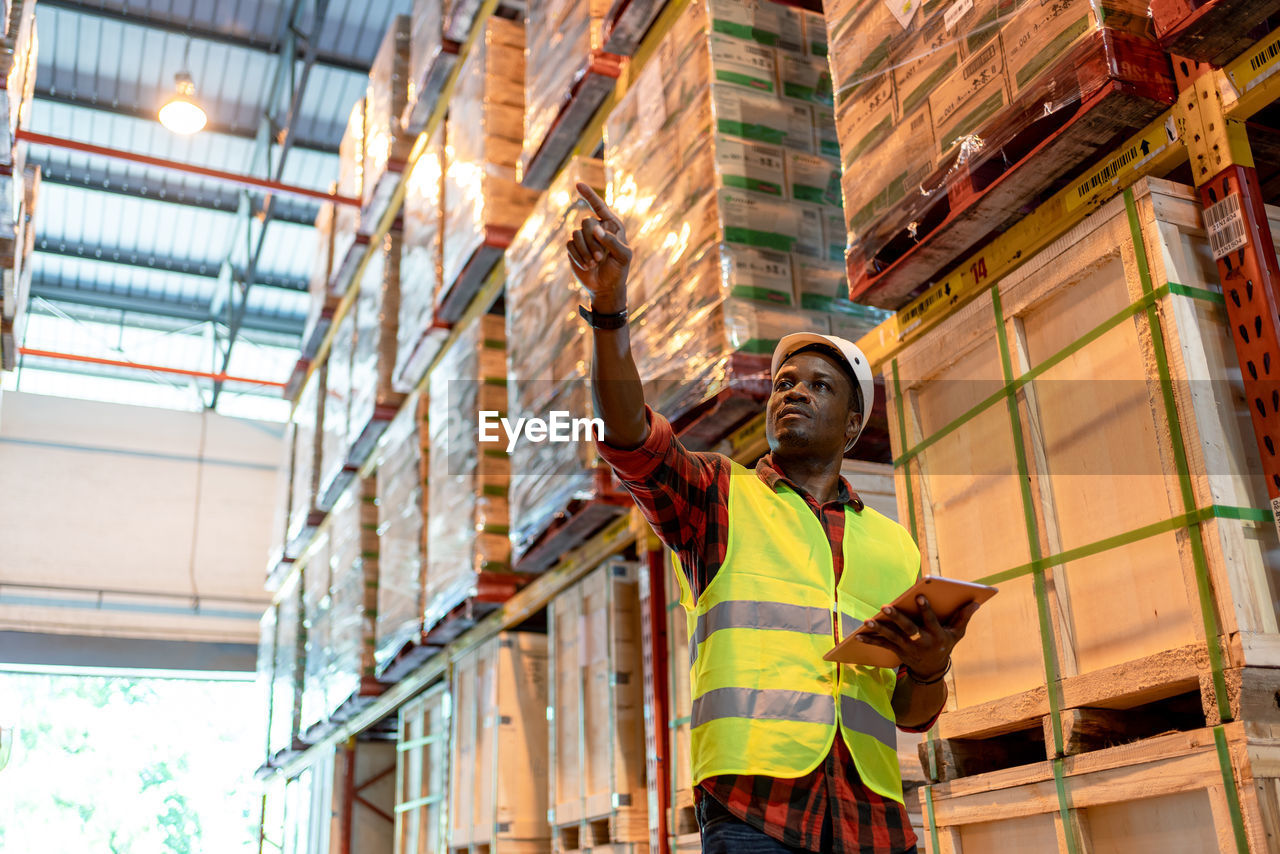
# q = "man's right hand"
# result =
<box><xmin>567</xmin><ymin>183</ymin><xmax>632</xmax><ymax>314</ymax></box>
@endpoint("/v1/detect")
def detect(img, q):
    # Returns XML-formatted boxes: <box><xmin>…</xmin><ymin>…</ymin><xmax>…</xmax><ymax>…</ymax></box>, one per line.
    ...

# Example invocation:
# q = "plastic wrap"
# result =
<box><xmin>395</xmin><ymin>124</ymin><xmax>447</xmax><ymax>393</ymax></box>
<box><xmin>288</xmin><ymin>362</ymin><xmax>325</xmax><ymax>546</ymax></box>
<box><xmin>823</xmin><ymin>0</ymin><xmax>1163</xmax><ymax>291</ymax></box>
<box><xmin>350</xmin><ymin>229</ymin><xmax>404</xmax><ymax>439</ymax></box>
<box><xmin>408</xmin><ymin>0</ymin><xmax>448</xmax><ymax>119</ymax></box>
<box><xmin>440</xmin><ymin>17</ymin><xmax>537</xmax><ymax>310</ymax></box>
<box><xmin>505</xmin><ymin>157</ymin><xmax>606</xmax><ymax>560</ymax></box>
<box><xmin>603</xmin><ymin>0</ymin><xmax>875</xmax><ymax>421</ymax></box>
<box><xmin>333</xmin><ymin>99</ymin><xmax>365</xmax><ymax>269</ymax></box>
<box><xmin>521</xmin><ymin>0</ymin><xmax>611</xmax><ymax>179</ymax></box>
<box><xmin>323</xmin><ymin>478</ymin><xmax>379</xmax><ymax>719</ymax></box>
<box><xmin>299</xmin><ymin>530</ymin><xmax>332</xmax><ymax>736</ymax></box>
<box><xmin>303</xmin><ymin>201</ymin><xmax>337</xmax><ymax>350</ymax></box>
<box><xmin>365</xmin><ymin>16</ymin><xmax>413</xmax><ymax>216</ymax></box>
<box><xmin>272</xmin><ymin>567</ymin><xmax>307</xmax><ymax>754</ymax></box>
<box><xmin>4</xmin><ymin>0</ymin><xmax>36</xmax><ymax>141</ymax></box>
<box><xmin>425</xmin><ymin>313</ymin><xmax>510</xmax><ymax>630</ymax></box>
<box><xmin>319</xmin><ymin>310</ymin><xmax>355</xmax><ymax>503</ymax></box>
<box><xmin>374</xmin><ymin>394</ymin><xmax>429</xmax><ymax>672</ymax></box>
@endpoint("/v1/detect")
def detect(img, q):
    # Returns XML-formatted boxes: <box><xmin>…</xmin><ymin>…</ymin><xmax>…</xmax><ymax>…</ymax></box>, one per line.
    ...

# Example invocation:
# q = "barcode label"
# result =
<box><xmin>944</xmin><ymin>0</ymin><xmax>973</xmax><ymax>30</ymax></box>
<box><xmin>1204</xmin><ymin>193</ymin><xmax>1248</xmax><ymax>260</ymax></box>
<box><xmin>1272</xmin><ymin>497</ymin><xmax>1280</xmax><ymax>542</ymax></box>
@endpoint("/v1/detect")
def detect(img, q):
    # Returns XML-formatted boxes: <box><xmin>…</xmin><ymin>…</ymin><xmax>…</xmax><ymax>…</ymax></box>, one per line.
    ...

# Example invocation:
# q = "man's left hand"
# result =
<box><xmin>859</xmin><ymin>595</ymin><xmax>978</xmax><ymax>680</ymax></box>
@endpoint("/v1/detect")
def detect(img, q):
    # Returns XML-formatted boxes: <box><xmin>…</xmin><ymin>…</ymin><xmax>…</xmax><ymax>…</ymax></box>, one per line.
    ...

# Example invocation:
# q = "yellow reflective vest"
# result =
<box><xmin>671</xmin><ymin>460</ymin><xmax>921</xmax><ymax>802</ymax></box>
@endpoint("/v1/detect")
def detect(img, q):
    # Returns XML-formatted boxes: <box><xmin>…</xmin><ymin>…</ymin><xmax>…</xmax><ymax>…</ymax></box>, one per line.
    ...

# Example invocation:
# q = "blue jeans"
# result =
<box><xmin>697</xmin><ymin>793</ymin><xmax>919</xmax><ymax>854</ymax></box>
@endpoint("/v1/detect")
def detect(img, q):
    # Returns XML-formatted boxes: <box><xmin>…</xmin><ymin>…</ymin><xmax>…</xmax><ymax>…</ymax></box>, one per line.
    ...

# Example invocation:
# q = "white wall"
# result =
<box><xmin>0</xmin><ymin>391</ymin><xmax>280</xmax><ymax>646</ymax></box>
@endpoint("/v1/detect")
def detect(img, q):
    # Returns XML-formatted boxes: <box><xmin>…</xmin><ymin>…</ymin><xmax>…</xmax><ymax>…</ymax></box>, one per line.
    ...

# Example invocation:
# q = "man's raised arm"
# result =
<box><xmin>567</xmin><ymin>183</ymin><xmax>649</xmax><ymax>450</ymax></box>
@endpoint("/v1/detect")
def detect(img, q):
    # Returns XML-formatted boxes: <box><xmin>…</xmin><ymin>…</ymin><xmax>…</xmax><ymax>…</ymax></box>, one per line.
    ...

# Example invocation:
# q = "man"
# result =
<box><xmin>566</xmin><ymin>184</ymin><xmax>976</xmax><ymax>854</ymax></box>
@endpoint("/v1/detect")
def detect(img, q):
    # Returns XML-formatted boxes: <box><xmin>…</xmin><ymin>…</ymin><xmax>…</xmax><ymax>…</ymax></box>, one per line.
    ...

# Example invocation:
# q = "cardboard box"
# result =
<box><xmin>802</xmin><ymin>9</ymin><xmax>828</xmax><ymax>57</ymax></box>
<box><xmin>892</xmin><ymin>10</ymin><xmax>960</xmax><ymax>117</ymax></box>
<box><xmin>835</xmin><ymin>70</ymin><xmax>896</xmax><ymax>169</ymax></box>
<box><xmin>841</xmin><ymin>105</ymin><xmax>935</xmax><ymax>235</ymax></box>
<box><xmin>929</xmin><ymin>39</ymin><xmax>1009</xmax><ymax>156</ymax></box>
<box><xmin>786</xmin><ymin>150</ymin><xmax>842</xmax><ymax>207</ymax></box>
<box><xmin>709</xmin><ymin>32</ymin><xmax>777</xmax><ymax>94</ymax></box>
<box><xmin>947</xmin><ymin>0</ymin><xmax>1017</xmax><ymax>60</ymax></box>
<box><xmin>715</xmin><ymin>137</ymin><xmax>786</xmax><ymax>197</ymax></box>
<box><xmin>823</xmin><ymin>207</ymin><xmax>846</xmax><ymax>262</ymax></box>
<box><xmin>718</xmin><ymin>187</ymin><xmax>803</xmax><ymax>253</ymax></box>
<box><xmin>813</xmin><ymin>107</ymin><xmax>840</xmax><ymax>160</ymax></box>
<box><xmin>712</xmin><ymin>86</ymin><xmax>815</xmax><ymax>152</ymax></box>
<box><xmin>723</xmin><ymin>245</ymin><xmax>796</xmax><ymax>305</ymax></box>
<box><xmin>793</xmin><ymin>256</ymin><xmax>849</xmax><ymax>313</ymax></box>
<box><xmin>779</xmin><ymin>50</ymin><xmax>834</xmax><ymax>106</ymax></box>
<box><xmin>793</xmin><ymin>203</ymin><xmax>826</xmax><ymax>259</ymax></box>
<box><xmin>708</xmin><ymin>0</ymin><xmax>803</xmax><ymax>51</ymax></box>
<box><xmin>1001</xmin><ymin>0</ymin><xmax>1148</xmax><ymax>96</ymax></box>
<box><xmin>828</xmin><ymin>0</ymin><xmax>908</xmax><ymax>102</ymax></box>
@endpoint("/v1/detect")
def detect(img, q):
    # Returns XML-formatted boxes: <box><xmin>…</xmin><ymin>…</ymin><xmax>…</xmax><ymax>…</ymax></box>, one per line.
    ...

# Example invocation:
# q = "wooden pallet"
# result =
<box><xmin>423</xmin><ymin>572</ymin><xmax>529</xmax><ymax>646</ymax></box>
<box><xmin>549</xmin><ymin>563</ymin><xmax>649</xmax><ymax>853</ymax></box>
<box><xmin>377</xmin><ymin>632</ymin><xmax>440</xmax><ymax>683</ymax></box>
<box><xmin>848</xmin><ymin>29</ymin><xmax>1176</xmax><ymax>309</ymax></box>
<box><xmin>666</xmin><ymin>353</ymin><xmax>772</xmax><ymax>452</ymax></box>
<box><xmin>515</xmin><ymin>471</ymin><xmax>633</xmax><ymax>574</ymax></box>
<box><xmin>1150</xmin><ymin>0</ymin><xmax>1280</xmax><ymax>66</ymax></box>
<box><xmin>436</xmin><ymin>225</ymin><xmax>515</xmax><ymax>325</ymax></box>
<box><xmin>921</xmin><ymin>723</ymin><xmax>1280</xmax><ymax>853</ymax></box>
<box><xmin>600</xmin><ymin>0</ymin><xmax>666</xmax><ymax>55</ymax></box>
<box><xmin>347</xmin><ymin>398</ymin><xmax>407</xmax><ymax>470</ymax></box>
<box><xmin>520</xmin><ymin>52</ymin><xmax>623</xmax><ymax>191</ymax></box>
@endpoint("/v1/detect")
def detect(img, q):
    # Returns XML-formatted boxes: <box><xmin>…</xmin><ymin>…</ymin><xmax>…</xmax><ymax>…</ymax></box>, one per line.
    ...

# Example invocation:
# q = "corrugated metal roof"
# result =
<box><xmin>15</xmin><ymin>0</ymin><xmax>410</xmax><ymax>415</ymax></box>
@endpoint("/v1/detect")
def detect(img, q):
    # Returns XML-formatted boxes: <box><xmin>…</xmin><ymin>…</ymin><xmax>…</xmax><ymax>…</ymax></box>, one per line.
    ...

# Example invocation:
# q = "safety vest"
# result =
<box><xmin>671</xmin><ymin>460</ymin><xmax>921</xmax><ymax>802</ymax></box>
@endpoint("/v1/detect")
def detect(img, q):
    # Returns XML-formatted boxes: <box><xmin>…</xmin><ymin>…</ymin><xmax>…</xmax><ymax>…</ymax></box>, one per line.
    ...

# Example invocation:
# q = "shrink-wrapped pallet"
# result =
<box><xmin>299</xmin><ymin>529</ymin><xmax>333</xmax><ymax>738</ymax></box>
<box><xmin>520</xmin><ymin>0</ymin><xmax>620</xmax><ymax>187</ymax></box>
<box><xmin>334</xmin><ymin>100</ymin><xmax>366</xmax><ymax>274</ymax></box>
<box><xmin>603</xmin><ymin>0</ymin><xmax>884</xmax><ymax>424</ymax></box>
<box><xmin>824</xmin><ymin>0</ymin><xmax>1172</xmax><ymax>306</ymax></box>
<box><xmin>268</xmin><ymin>422</ymin><xmax>296</xmax><ymax>570</ymax></box>
<box><xmin>2</xmin><ymin>0</ymin><xmax>36</xmax><ymax>150</ymax></box>
<box><xmin>439</xmin><ymin>17</ymin><xmax>537</xmax><ymax>320</ymax></box>
<box><xmin>289</xmin><ymin>363</ymin><xmax>326</xmax><ymax>548</ymax></box>
<box><xmin>404</xmin><ymin>0</ymin><xmax>451</xmax><ymax>135</ymax></box>
<box><xmin>374</xmin><ymin>395</ymin><xmax>429</xmax><ymax>675</ymax></box>
<box><xmin>323</xmin><ymin>478</ymin><xmax>381</xmax><ymax>721</ymax></box>
<box><xmin>448</xmin><ymin>632</ymin><xmax>549</xmax><ymax>852</ymax></box>
<box><xmin>395</xmin><ymin>125</ymin><xmax>447</xmax><ymax>393</ymax></box>
<box><xmin>425</xmin><ymin>312</ymin><xmax>511</xmax><ymax>630</ymax></box>
<box><xmin>319</xmin><ymin>311</ymin><xmax>355</xmax><ymax>508</ymax></box>
<box><xmin>350</xmin><ymin>229</ymin><xmax>406</xmax><ymax>453</ymax></box>
<box><xmin>269</xmin><ymin>568</ymin><xmax>306</xmax><ymax>757</ymax></box>
<box><xmin>505</xmin><ymin>157</ymin><xmax>614</xmax><ymax>561</ymax></box>
<box><xmin>365</xmin><ymin>16</ymin><xmax>413</xmax><ymax>223</ymax></box>
<box><xmin>257</xmin><ymin>606</ymin><xmax>278</xmax><ymax>764</ymax></box>
<box><xmin>303</xmin><ymin>201</ymin><xmax>338</xmax><ymax>354</ymax></box>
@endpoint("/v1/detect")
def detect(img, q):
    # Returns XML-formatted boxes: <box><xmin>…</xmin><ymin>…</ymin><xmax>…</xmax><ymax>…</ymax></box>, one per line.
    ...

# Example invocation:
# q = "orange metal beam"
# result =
<box><xmin>16</xmin><ymin>129</ymin><xmax>361</xmax><ymax>208</ymax></box>
<box><xmin>18</xmin><ymin>347</ymin><xmax>287</xmax><ymax>388</ymax></box>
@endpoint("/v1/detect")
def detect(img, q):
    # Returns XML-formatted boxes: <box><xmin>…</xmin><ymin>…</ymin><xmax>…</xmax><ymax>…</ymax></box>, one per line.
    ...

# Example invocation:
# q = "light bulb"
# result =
<box><xmin>159</xmin><ymin>72</ymin><xmax>207</xmax><ymax>135</ymax></box>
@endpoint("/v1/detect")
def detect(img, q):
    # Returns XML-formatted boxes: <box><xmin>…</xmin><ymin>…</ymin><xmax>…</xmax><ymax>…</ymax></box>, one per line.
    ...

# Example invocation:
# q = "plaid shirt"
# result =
<box><xmin>597</xmin><ymin>407</ymin><xmax>931</xmax><ymax>854</ymax></box>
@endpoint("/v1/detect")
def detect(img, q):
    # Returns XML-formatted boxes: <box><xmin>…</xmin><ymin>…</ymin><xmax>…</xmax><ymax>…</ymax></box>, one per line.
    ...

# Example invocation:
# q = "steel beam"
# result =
<box><xmin>29</xmin><ymin>151</ymin><xmax>322</xmax><ymax>227</ymax></box>
<box><xmin>35</xmin><ymin>238</ymin><xmax>310</xmax><ymax>293</ymax></box>
<box><xmin>33</xmin><ymin>86</ymin><xmax>340</xmax><ymax>155</ymax></box>
<box><xmin>29</xmin><ymin>279</ymin><xmax>304</xmax><ymax>336</ymax></box>
<box><xmin>18</xmin><ymin>347</ymin><xmax>287</xmax><ymax>388</ymax></box>
<box><xmin>37</xmin><ymin>0</ymin><xmax>370</xmax><ymax>75</ymax></box>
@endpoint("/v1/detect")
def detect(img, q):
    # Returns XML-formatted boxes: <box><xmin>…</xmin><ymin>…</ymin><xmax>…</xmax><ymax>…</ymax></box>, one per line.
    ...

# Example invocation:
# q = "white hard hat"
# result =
<box><xmin>771</xmin><ymin>332</ymin><xmax>874</xmax><ymax>449</ymax></box>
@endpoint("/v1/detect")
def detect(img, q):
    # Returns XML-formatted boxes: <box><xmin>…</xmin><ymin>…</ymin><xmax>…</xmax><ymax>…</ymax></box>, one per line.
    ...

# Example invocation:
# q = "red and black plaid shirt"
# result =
<box><xmin>597</xmin><ymin>407</ymin><xmax>932</xmax><ymax>854</ymax></box>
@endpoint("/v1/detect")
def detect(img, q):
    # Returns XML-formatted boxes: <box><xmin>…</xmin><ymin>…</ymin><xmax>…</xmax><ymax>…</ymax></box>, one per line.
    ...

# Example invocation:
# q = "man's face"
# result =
<box><xmin>765</xmin><ymin>350</ymin><xmax>860</xmax><ymax>458</ymax></box>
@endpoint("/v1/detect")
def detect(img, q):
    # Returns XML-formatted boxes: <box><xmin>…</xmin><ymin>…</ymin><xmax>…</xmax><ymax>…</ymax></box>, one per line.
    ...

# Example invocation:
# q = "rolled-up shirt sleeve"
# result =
<box><xmin>596</xmin><ymin>406</ymin><xmax>730</xmax><ymax>598</ymax></box>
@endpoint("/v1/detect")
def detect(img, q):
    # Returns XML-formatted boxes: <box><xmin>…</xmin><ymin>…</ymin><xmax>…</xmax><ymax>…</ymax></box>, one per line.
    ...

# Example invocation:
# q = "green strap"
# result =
<box><xmin>925</xmin><ymin>784</ymin><xmax>941</xmax><ymax>854</ymax></box>
<box><xmin>977</xmin><ymin>504</ymin><xmax>1271</xmax><ymax>585</ymax></box>
<box><xmin>991</xmin><ymin>287</ymin><xmax>1078</xmax><ymax>854</ymax></box>
<box><xmin>1213</xmin><ymin>725</ymin><xmax>1252</xmax><ymax>853</ymax></box>
<box><xmin>1124</xmin><ymin>190</ymin><xmax>1232</xmax><ymax>726</ymax></box>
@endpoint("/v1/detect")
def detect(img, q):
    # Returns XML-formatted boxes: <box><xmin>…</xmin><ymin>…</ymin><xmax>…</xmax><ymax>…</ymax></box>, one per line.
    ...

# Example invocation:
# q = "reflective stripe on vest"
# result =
<box><xmin>840</xmin><ymin>693</ymin><xmax>897</xmax><ymax>751</ymax></box>
<box><xmin>692</xmin><ymin>687</ymin><xmax>835</xmax><ymax>726</ymax></box>
<box><xmin>690</xmin><ymin>600</ymin><xmax>831</xmax><ymax>666</ymax></box>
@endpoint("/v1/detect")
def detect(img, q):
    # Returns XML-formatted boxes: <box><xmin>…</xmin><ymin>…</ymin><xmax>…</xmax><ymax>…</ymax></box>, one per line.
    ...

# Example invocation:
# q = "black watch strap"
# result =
<box><xmin>578</xmin><ymin>304</ymin><xmax>629</xmax><ymax>330</ymax></box>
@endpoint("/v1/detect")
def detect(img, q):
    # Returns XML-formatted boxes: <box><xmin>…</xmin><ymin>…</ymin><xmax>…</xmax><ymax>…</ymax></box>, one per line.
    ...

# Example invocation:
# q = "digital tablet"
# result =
<box><xmin>824</xmin><ymin>576</ymin><xmax>998</xmax><ymax>669</ymax></box>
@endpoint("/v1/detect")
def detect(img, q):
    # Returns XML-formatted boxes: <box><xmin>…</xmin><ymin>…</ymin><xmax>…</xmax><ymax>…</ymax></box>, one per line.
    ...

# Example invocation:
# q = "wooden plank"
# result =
<box><xmin>396</xmin><ymin>682</ymin><xmax>449</xmax><ymax>854</ymax></box>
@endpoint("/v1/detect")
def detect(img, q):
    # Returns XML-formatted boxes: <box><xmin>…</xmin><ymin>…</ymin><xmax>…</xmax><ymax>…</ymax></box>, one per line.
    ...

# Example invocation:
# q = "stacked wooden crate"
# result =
<box><xmin>884</xmin><ymin>178</ymin><xmax>1280</xmax><ymax>851</ymax></box>
<box><xmin>823</xmin><ymin>0</ymin><xmax>1177</xmax><ymax>306</ymax></box>
<box><xmin>374</xmin><ymin>393</ymin><xmax>432</xmax><ymax>681</ymax></box>
<box><xmin>504</xmin><ymin>156</ymin><xmax>631</xmax><ymax>571</ymax></box>
<box><xmin>439</xmin><ymin>16</ymin><xmax>538</xmax><ymax>323</ymax></box>
<box><xmin>425</xmin><ymin>312</ymin><xmax>523</xmax><ymax>642</ymax></box>
<box><xmin>548</xmin><ymin>561</ymin><xmax>648</xmax><ymax>854</ymax></box>
<box><xmin>602</xmin><ymin>0</ymin><xmax>889</xmax><ymax>445</ymax></box>
<box><xmin>449</xmin><ymin>632</ymin><xmax>550</xmax><ymax>854</ymax></box>
<box><xmin>395</xmin><ymin>682</ymin><xmax>451</xmax><ymax>854</ymax></box>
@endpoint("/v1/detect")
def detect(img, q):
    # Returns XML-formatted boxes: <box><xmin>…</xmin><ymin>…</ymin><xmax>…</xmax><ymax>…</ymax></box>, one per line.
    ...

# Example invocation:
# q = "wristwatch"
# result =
<box><xmin>578</xmin><ymin>304</ymin><xmax>629</xmax><ymax>330</ymax></box>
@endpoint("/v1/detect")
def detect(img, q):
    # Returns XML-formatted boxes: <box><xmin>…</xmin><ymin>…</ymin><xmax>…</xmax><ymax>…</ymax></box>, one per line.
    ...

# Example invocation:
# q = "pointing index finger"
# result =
<box><xmin>576</xmin><ymin>182</ymin><xmax>619</xmax><ymax>226</ymax></box>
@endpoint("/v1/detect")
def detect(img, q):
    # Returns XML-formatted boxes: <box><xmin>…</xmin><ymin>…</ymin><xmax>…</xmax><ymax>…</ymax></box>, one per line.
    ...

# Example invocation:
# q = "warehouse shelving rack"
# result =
<box><xmin>261</xmin><ymin>6</ymin><xmax>1280</xmax><ymax>854</ymax></box>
